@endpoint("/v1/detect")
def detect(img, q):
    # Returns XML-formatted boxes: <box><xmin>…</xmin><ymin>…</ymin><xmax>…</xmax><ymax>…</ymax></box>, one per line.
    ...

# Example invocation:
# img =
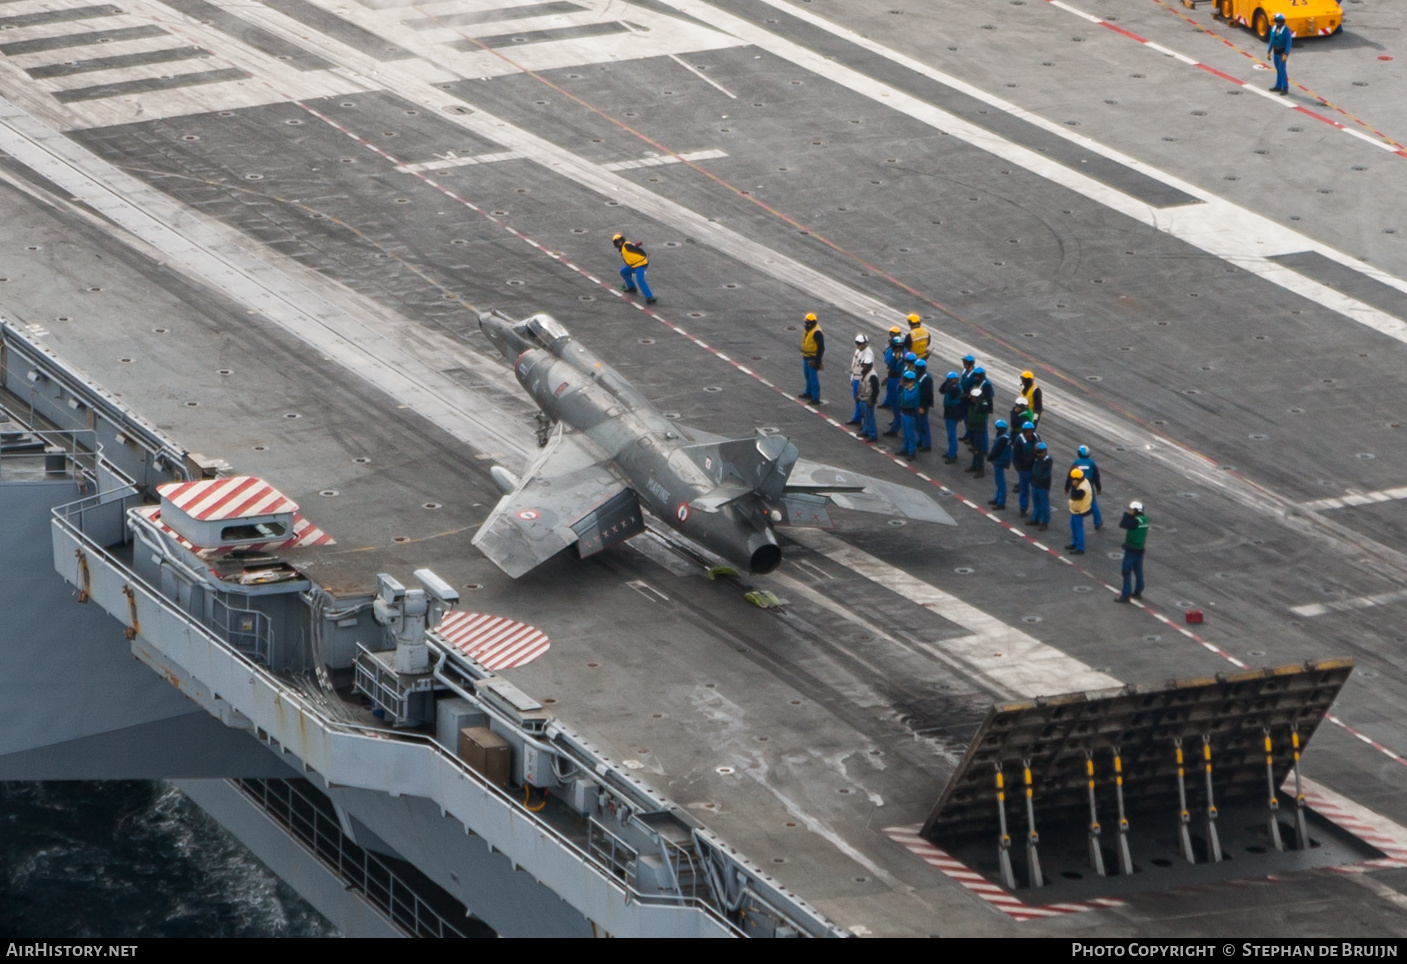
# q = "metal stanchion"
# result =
<box><xmin>1291</xmin><ymin>724</ymin><xmax>1310</xmax><ymax>850</ymax></box>
<box><xmin>1263</xmin><ymin>728</ymin><xmax>1285</xmax><ymax>852</ymax></box>
<box><xmin>1112</xmin><ymin>746</ymin><xmax>1134</xmax><ymax>876</ymax></box>
<box><xmin>1022</xmin><ymin>757</ymin><xmax>1043</xmax><ymax>888</ymax></box>
<box><xmin>1202</xmin><ymin>734</ymin><xmax>1223</xmax><ymax>862</ymax></box>
<box><xmin>1174</xmin><ymin>738</ymin><xmax>1196</xmax><ymax>863</ymax></box>
<box><xmin>1085</xmin><ymin>751</ymin><xmax>1107</xmax><ymax>877</ymax></box>
<box><xmin>995</xmin><ymin>763</ymin><xmax>1016</xmax><ymax>889</ymax></box>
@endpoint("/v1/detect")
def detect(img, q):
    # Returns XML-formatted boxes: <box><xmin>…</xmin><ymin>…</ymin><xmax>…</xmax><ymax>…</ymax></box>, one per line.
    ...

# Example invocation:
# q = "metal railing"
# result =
<box><xmin>0</xmin><ymin>427</ymin><xmax>98</xmax><ymax>481</ymax></box>
<box><xmin>211</xmin><ymin>595</ymin><xmax>273</xmax><ymax>665</ymax></box>
<box><xmin>233</xmin><ymin>778</ymin><xmax>468</xmax><ymax>938</ymax></box>
<box><xmin>587</xmin><ymin>818</ymin><xmax>640</xmax><ymax>890</ymax></box>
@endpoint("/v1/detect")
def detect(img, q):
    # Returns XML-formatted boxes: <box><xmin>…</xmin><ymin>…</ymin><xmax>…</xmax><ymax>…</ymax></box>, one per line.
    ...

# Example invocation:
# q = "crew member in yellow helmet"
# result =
<box><xmin>1019</xmin><ymin>370</ymin><xmax>1043</xmax><ymax>425</ymax></box>
<box><xmin>798</xmin><ymin>313</ymin><xmax>825</xmax><ymax>404</ymax></box>
<box><xmin>612</xmin><ymin>233</ymin><xmax>656</xmax><ymax>304</ymax></box>
<box><xmin>903</xmin><ymin>313</ymin><xmax>930</xmax><ymax>360</ymax></box>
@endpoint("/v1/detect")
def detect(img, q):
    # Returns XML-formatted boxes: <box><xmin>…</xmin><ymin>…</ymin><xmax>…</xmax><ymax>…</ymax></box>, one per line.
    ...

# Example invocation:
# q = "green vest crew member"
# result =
<box><xmin>904</xmin><ymin>313</ymin><xmax>931</xmax><ymax>360</ymax></box>
<box><xmin>1114</xmin><ymin>501</ymin><xmax>1149</xmax><ymax>603</ymax></box>
<box><xmin>613</xmin><ymin>233</ymin><xmax>656</xmax><ymax>304</ymax></box>
<box><xmin>799</xmin><ymin>313</ymin><xmax>825</xmax><ymax>403</ymax></box>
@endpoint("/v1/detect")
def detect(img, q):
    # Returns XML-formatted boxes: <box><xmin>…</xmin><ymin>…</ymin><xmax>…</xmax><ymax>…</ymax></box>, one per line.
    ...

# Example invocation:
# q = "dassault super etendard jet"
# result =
<box><xmin>475</xmin><ymin>311</ymin><xmax>955</xmax><ymax>578</ymax></box>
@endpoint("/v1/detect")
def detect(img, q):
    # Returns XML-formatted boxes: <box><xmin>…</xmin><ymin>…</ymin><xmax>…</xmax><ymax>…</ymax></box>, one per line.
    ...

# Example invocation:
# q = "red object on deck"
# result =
<box><xmin>1185</xmin><ymin>609</ymin><xmax>1205</xmax><ymax>624</ymax></box>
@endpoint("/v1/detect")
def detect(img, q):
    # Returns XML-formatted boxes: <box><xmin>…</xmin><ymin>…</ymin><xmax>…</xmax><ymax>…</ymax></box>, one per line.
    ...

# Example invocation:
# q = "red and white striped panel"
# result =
<box><xmin>883</xmin><ymin>825</ymin><xmax>1124</xmax><ymax>921</ymax></box>
<box><xmin>135</xmin><ymin>505</ymin><xmax>334</xmax><ymax>553</ymax></box>
<box><xmin>435</xmin><ymin>610</ymin><xmax>551</xmax><ymax>671</ymax></box>
<box><xmin>157</xmin><ymin>476</ymin><xmax>299</xmax><ymax>521</ymax></box>
<box><xmin>1300</xmin><ymin>777</ymin><xmax>1407</xmax><ymax>870</ymax></box>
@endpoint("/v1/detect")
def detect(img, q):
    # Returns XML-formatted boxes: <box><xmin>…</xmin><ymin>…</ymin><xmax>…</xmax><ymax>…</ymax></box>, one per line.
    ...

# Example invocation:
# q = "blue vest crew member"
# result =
<box><xmin>1065</xmin><ymin>445</ymin><xmax>1103</xmax><ymax>528</ymax></box>
<box><xmin>798</xmin><ymin>314</ymin><xmax>824</xmax><ymax>404</ymax></box>
<box><xmin>881</xmin><ymin>331</ymin><xmax>904</xmax><ymax>424</ymax></box>
<box><xmin>613</xmin><ymin>234</ymin><xmax>655</xmax><ymax>303</ymax></box>
<box><xmin>940</xmin><ymin>371</ymin><xmax>964</xmax><ymax>462</ymax></box>
<box><xmin>898</xmin><ymin>370</ymin><xmax>920</xmax><ymax>460</ymax></box>
<box><xmin>988</xmin><ymin>420</ymin><xmax>1012</xmax><ymax>510</ymax></box>
<box><xmin>1267</xmin><ymin>13</ymin><xmax>1292</xmax><ymax>94</ymax></box>
<box><xmin>1027</xmin><ymin>442</ymin><xmax>1053</xmax><ymax>530</ymax></box>
<box><xmin>915</xmin><ymin>359</ymin><xmax>934</xmax><ymax>452</ymax></box>
<box><xmin>1011</xmin><ymin>422</ymin><xmax>1042</xmax><ymax>516</ymax></box>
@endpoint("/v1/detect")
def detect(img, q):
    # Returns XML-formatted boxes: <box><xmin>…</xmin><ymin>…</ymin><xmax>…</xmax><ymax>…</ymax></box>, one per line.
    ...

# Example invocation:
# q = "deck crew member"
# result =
<box><xmin>897</xmin><ymin>370</ymin><xmax>921</xmax><ymax>460</ymax></box>
<box><xmin>1066</xmin><ymin>468</ymin><xmax>1093</xmax><ymax>555</ymax></box>
<box><xmin>964</xmin><ymin>387</ymin><xmax>990</xmax><ymax>478</ymax></box>
<box><xmin>798</xmin><ymin>314</ymin><xmax>824</xmax><ymax>404</ymax></box>
<box><xmin>856</xmin><ymin>360</ymin><xmax>880</xmax><ymax>442</ymax></box>
<box><xmin>1018</xmin><ymin>371</ymin><xmax>1044</xmax><ymax>426</ymax></box>
<box><xmin>1267</xmin><ymin>12</ymin><xmax>1292</xmax><ymax>94</ymax></box>
<box><xmin>1028</xmin><ymin>442</ymin><xmax>1053</xmax><ymax>530</ymax></box>
<box><xmin>1114</xmin><ymin>501</ymin><xmax>1150</xmax><ymax>603</ymax></box>
<box><xmin>988</xmin><ymin>420</ymin><xmax>1012</xmax><ymax>510</ymax></box>
<box><xmin>915</xmin><ymin>359</ymin><xmax>934</xmax><ymax>453</ymax></box>
<box><xmin>1065</xmin><ymin>445</ymin><xmax>1103</xmax><ymax>529</ymax></box>
<box><xmin>612</xmin><ymin>234</ymin><xmax>656</xmax><ymax>304</ymax></box>
<box><xmin>881</xmin><ymin>332</ymin><xmax>904</xmax><ymax>426</ymax></box>
<box><xmin>1012</xmin><ymin>421</ymin><xmax>1041</xmax><ymax>516</ymax></box>
<box><xmin>847</xmin><ymin>334</ymin><xmax>874</xmax><ymax>426</ymax></box>
<box><xmin>903</xmin><ymin>313</ymin><xmax>931</xmax><ymax>360</ymax></box>
<box><xmin>940</xmin><ymin>371</ymin><xmax>964</xmax><ymax>463</ymax></box>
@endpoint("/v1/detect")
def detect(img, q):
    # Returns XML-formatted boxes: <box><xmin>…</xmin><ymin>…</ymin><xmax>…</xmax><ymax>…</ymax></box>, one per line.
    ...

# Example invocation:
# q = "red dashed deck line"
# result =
<box><xmin>884</xmin><ymin>825</ymin><xmax>1124</xmax><ymax>920</ymax></box>
<box><xmin>1043</xmin><ymin>0</ymin><xmax>1407</xmax><ymax>155</ymax></box>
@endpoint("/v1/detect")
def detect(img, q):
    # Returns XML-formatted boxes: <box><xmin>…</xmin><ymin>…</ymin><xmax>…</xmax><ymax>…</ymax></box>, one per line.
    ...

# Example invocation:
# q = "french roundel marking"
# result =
<box><xmin>518</xmin><ymin>509</ymin><xmax>540</xmax><ymax>521</ymax></box>
<box><xmin>676</xmin><ymin>502</ymin><xmax>689</xmax><ymax>523</ymax></box>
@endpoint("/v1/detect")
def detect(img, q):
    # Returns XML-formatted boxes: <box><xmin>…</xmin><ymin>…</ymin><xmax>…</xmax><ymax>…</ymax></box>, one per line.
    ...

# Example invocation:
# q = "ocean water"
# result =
<box><xmin>0</xmin><ymin>781</ymin><xmax>337</xmax><ymax>938</ymax></box>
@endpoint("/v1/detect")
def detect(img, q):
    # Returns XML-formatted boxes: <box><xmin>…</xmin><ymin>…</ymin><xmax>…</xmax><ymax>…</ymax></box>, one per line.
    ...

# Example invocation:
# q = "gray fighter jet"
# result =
<box><xmin>474</xmin><ymin>311</ymin><xmax>956</xmax><ymax>578</ymax></box>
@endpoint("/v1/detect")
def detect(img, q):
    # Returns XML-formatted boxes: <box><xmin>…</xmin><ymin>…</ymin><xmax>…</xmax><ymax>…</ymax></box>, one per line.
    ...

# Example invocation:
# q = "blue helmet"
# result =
<box><xmin>946</xmin><ymin>371</ymin><xmax>959</xmax><ymax>379</ymax></box>
<box><xmin>1036</xmin><ymin>442</ymin><xmax>1048</xmax><ymax>451</ymax></box>
<box><xmin>902</xmin><ymin>369</ymin><xmax>916</xmax><ymax>379</ymax></box>
<box><xmin>904</xmin><ymin>352</ymin><xmax>917</xmax><ymax>363</ymax></box>
<box><xmin>891</xmin><ymin>335</ymin><xmax>903</xmax><ymax>345</ymax></box>
<box><xmin>1022</xmin><ymin>421</ymin><xmax>1035</xmax><ymax>431</ymax></box>
<box><xmin>1273</xmin><ymin>11</ymin><xmax>1284</xmax><ymax>21</ymax></box>
<box><xmin>1077</xmin><ymin>445</ymin><xmax>1090</xmax><ymax>458</ymax></box>
<box><xmin>915</xmin><ymin>358</ymin><xmax>927</xmax><ymax>369</ymax></box>
<box><xmin>973</xmin><ymin>366</ymin><xmax>985</xmax><ymax>375</ymax></box>
<box><xmin>995</xmin><ymin>419</ymin><xmax>1008</xmax><ymax>430</ymax></box>
<box><xmin>962</xmin><ymin>354</ymin><xmax>975</xmax><ymax>363</ymax></box>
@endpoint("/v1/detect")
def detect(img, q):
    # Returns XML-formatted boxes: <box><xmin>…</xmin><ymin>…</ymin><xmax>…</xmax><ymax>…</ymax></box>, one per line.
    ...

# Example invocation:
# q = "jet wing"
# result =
<box><xmin>473</xmin><ymin>429</ymin><xmax>633</xmax><ymax>577</ymax></box>
<box><xmin>787</xmin><ymin>458</ymin><xmax>957</xmax><ymax>526</ymax></box>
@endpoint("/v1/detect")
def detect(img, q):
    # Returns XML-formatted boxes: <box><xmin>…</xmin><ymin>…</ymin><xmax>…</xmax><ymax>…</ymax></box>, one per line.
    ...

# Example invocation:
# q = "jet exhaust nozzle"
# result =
<box><xmin>747</xmin><ymin>530</ymin><xmax>782</xmax><ymax>574</ymax></box>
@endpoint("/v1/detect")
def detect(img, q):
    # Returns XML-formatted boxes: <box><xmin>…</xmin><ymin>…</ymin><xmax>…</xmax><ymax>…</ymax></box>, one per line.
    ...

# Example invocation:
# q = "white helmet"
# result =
<box><xmin>855</xmin><ymin>334</ymin><xmax>868</xmax><ymax>344</ymax></box>
<box><xmin>1129</xmin><ymin>501</ymin><xmax>1143</xmax><ymax>512</ymax></box>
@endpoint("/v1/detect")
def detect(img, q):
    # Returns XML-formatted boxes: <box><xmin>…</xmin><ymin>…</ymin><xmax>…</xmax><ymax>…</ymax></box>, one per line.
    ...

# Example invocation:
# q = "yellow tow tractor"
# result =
<box><xmin>1184</xmin><ymin>0</ymin><xmax>1343</xmax><ymax>39</ymax></box>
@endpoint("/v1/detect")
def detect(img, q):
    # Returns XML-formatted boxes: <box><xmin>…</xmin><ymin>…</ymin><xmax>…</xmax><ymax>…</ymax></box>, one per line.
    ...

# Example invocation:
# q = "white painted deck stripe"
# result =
<box><xmin>1302</xmin><ymin>485</ymin><xmax>1407</xmax><ymax>512</ymax></box>
<box><xmin>786</xmin><ymin>529</ymin><xmax>1119</xmax><ymax>698</ymax></box>
<box><xmin>1289</xmin><ymin>587</ymin><xmax>1407</xmax><ymax>618</ymax></box>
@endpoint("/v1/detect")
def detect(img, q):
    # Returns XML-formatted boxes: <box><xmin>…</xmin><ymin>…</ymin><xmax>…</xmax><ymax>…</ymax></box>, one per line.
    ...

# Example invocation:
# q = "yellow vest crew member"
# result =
<box><xmin>1019</xmin><ymin>371</ymin><xmax>1043</xmax><ymax>425</ymax></box>
<box><xmin>904</xmin><ymin>313</ymin><xmax>930</xmax><ymax>360</ymax></box>
<box><xmin>798</xmin><ymin>313</ymin><xmax>824</xmax><ymax>404</ymax></box>
<box><xmin>612</xmin><ymin>233</ymin><xmax>656</xmax><ymax>304</ymax></box>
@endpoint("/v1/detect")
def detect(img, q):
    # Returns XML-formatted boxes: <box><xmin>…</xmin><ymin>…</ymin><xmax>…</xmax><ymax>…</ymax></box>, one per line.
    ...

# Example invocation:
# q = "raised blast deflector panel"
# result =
<box><xmin>922</xmin><ymin>659</ymin><xmax>1353</xmax><ymax>841</ymax></box>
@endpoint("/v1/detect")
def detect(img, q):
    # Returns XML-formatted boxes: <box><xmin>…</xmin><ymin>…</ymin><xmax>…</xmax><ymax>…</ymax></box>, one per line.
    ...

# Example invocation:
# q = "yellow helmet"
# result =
<box><xmin>888</xmin><ymin>325</ymin><xmax>902</xmax><ymax>334</ymax></box>
<box><xmin>907</xmin><ymin>313</ymin><xmax>922</xmax><ymax>326</ymax></box>
<box><xmin>804</xmin><ymin>313</ymin><xmax>817</xmax><ymax>322</ymax></box>
<box><xmin>1070</xmin><ymin>468</ymin><xmax>1084</xmax><ymax>479</ymax></box>
<box><xmin>612</xmin><ymin>233</ymin><xmax>623</xmax><ymax>242</ymax></box>
<box><xmin>1021</xmin><ymin>370</ymin><xmax>1034</xmax><ymax>380</ymax></box>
